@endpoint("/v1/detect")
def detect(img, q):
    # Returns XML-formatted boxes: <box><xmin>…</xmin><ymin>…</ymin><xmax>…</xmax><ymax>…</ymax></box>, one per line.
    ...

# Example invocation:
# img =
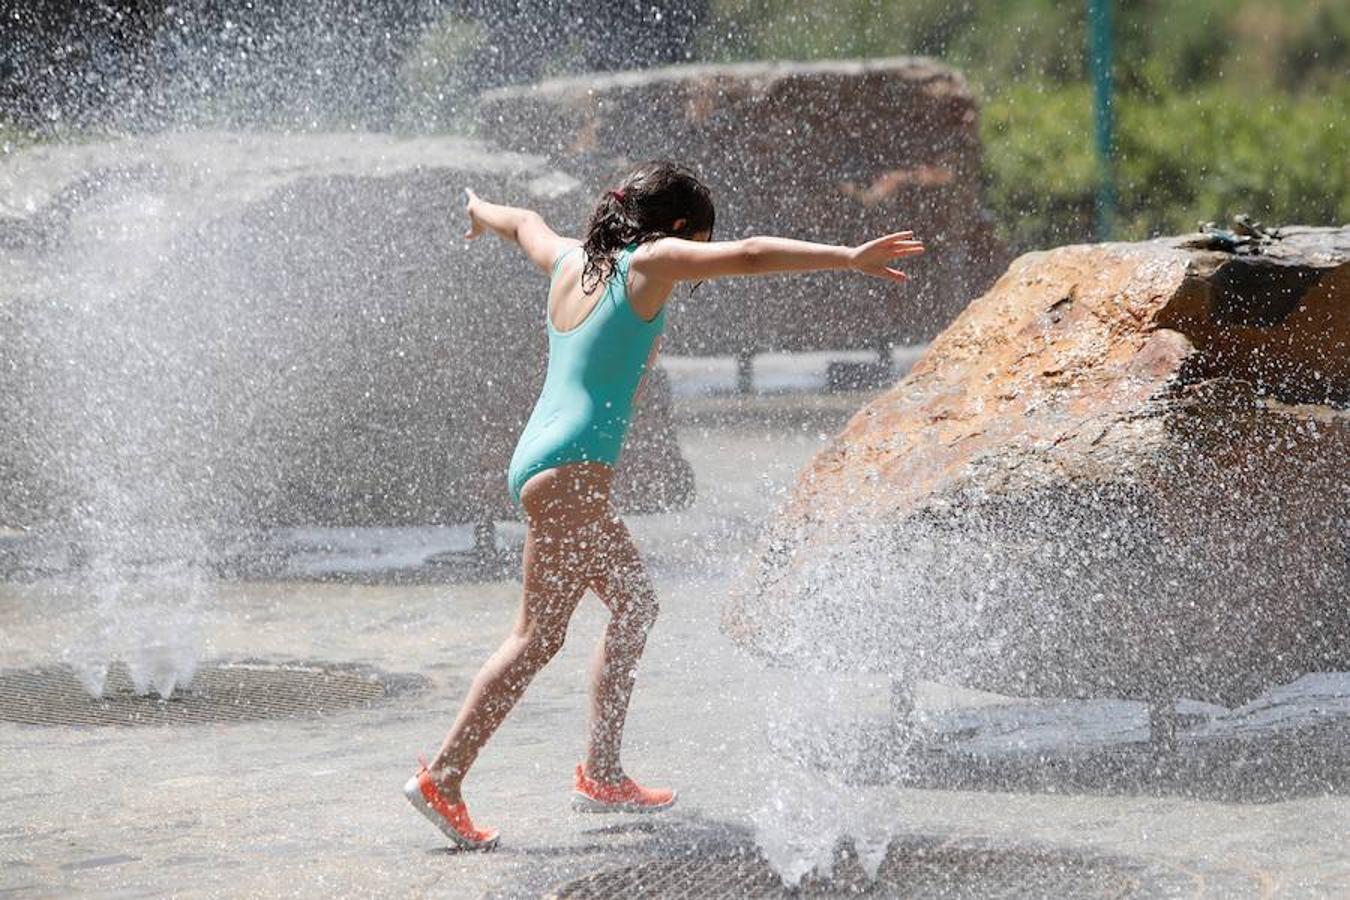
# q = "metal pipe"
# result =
<box><xmin>1088</xmin><ymin>0</ymin><xmax>1117</xmax><ymax>240</ymax></box>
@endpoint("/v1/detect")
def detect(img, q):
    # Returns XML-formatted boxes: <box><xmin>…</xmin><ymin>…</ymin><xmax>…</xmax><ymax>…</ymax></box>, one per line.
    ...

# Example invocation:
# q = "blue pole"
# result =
<box><xmin>1088</xmin><ymin>0</ymin><xmax>1116</xmax><ymax>240</ymax></box>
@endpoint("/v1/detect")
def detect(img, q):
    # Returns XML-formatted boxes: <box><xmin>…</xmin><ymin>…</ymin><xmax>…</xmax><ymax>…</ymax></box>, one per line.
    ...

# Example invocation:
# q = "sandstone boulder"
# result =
<box><xmin>0</xmin><ymin>132</ymin><xmax>693</xmax><ymax>537</ymax></box>
<box><xmin>724</xmin><ymin>227</ymin><xmax>1350</xmax><ymax>707</ymax></box>
<box><xmin>479</xmin><ymin>58</ymin><xmax>1008</xmax><ymax>356</ymax></box>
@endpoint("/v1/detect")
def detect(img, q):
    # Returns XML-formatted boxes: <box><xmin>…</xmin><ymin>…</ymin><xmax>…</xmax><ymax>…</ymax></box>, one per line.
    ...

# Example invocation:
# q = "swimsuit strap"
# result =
<box><xmin>617</xmin><ymin>243</ymin><xmax>638</xmax><ymax>275</ymax></box>
<box><xmin>550</xmin><ymin>243</ymin><xmax>640</xmax><ymax>305</ymax></box>
<box><xmin>614</xmin><ymin>243</ymin><xmax>664</xmax><ymax>326</ymax></box>
<box><xmin>612</xmin><ymin>243</ymin><xmax>640</xmax><ymax>302</ymax></box>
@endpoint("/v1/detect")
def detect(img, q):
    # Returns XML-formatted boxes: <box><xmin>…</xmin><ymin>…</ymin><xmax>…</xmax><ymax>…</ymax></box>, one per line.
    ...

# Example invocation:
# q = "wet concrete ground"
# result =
<box><xmin>1</xmin><ymin>351</ymin><xmax>1348</xmax><ymax>898</ymax></box>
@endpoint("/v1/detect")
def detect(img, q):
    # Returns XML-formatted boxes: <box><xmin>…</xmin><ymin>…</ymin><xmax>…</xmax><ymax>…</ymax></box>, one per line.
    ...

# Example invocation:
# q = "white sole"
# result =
<box><xmin>403</xmin><ymin>775</ymin><xmax>499</xmax><ymax>851</ymax></box>
<box><xmin>570</xmin><ymin>789</ymin><xmax>678</xmax><ymax>814</ymax></box>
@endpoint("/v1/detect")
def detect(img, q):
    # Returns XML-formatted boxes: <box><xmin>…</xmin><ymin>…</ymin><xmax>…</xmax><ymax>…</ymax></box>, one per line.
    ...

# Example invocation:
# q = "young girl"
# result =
<box><xmin>404</xmin><ymin>161</ymin><xmax>924</xmax><ymax>850</ymax></box>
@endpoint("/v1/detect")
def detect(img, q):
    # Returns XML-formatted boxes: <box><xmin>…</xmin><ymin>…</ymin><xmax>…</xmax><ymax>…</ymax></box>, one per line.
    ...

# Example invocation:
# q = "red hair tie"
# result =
<box><xmin>610</xmin><ymin>189</ymin><xmax>626</xmax><ymax>202</ymax></box>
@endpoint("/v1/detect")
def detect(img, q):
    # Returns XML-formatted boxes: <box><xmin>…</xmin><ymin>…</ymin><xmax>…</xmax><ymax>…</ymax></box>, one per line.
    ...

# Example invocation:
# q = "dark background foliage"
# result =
<box><xmin>2</xmin><ymin>0</ymin><xmax>1344</xmax><ymax>250</ymax></box>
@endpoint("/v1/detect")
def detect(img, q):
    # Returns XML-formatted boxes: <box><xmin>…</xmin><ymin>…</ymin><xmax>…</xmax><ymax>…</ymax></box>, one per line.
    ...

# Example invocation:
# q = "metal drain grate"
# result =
<box><xmin>0</xmin><ymin>660</ymin><xmax>429</xmax><ymax>726</ymax></box>
<box><xmin>551</xmin><ymin>841</ymin><xmax>1177</xmax><ymax>899</ymax></box>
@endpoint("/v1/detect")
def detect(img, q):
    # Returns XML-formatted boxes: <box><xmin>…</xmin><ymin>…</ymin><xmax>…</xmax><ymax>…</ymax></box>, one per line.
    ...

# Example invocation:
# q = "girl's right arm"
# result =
<box><xmin>463</xmin><ymin>188</ymin><xmax>577</xmax><ymax>274</ymax></box>
<box><xmin>632</xmin><ymin>232</ymin><xmax>925</xmax><ymax>285</ymax></box>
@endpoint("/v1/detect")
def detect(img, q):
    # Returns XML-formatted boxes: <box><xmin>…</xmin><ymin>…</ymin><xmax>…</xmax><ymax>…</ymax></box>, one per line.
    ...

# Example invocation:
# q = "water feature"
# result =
<box><xmin>0</xmin><ymin>131</ymin><xmax>599</xmax><ymax>693</ymax></box>
<box><xmin>723</xmin><ymin>227</ymin><xmax>1350</xmax><ymax>885</ymax></box>
<box><xmin>2</xmin><ymin>4</ymin><xmax>1347</xmax><ymax>896</ymax></box>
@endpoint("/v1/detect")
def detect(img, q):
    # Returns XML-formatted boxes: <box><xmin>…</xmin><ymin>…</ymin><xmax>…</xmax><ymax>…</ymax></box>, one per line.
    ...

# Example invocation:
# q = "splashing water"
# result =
<box><xmin>2</xmin><ymin>132</ymin><xmax>568</xmax><ymax>697</ymax></box>
<box><xmin>748</xmin><ymin>665</ymin><xmax>913</xmax><ymax>887</ymax></box>
<box><xmin>58</xmin><ymin>556</ymin><xmax>208</xmax><ymax>699</ymax></box>
<box><xmin>62</xmin><ymin>569</ymin><xmax>206</xmax><ymax>696</ymax></box>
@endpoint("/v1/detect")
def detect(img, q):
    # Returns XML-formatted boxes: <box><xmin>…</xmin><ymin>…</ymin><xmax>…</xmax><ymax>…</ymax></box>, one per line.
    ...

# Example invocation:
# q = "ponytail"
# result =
<box><xmin>580</xmin><ymin>161</ymin><xmax>716</xmax><ymax>293</ymax></box>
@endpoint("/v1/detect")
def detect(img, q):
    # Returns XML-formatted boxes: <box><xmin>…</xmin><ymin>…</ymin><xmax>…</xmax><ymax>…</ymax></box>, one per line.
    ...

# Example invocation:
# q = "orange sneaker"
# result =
<box><xmin>403</xmin><ymin>756</ymin><xmax>500</xmax><ymax>850</ymax></box>
<box><xmin>571</xmin><ymin>763</ymin><xmax>677</xmax><ymax>814</ymax></box>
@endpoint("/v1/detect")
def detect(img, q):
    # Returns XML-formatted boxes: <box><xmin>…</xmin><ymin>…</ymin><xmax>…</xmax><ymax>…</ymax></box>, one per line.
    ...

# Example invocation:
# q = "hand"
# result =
<box><xmin>850</xmin><ymin>231</ymin><xmax>925</xmax><ymax>283</ymax></box>
<box><xmin>463</xmin><ymin>187</ymin><xmax>485</xmax><ymax>240</ymax></box>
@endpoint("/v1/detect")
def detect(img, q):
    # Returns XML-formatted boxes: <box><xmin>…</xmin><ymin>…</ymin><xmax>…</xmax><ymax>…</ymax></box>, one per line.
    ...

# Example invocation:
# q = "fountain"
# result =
<box><xmin>0</xmin><ymin>133</ymin><xmax>698</xmax><ymax>693</ymax></box>
<box><xmin>727</xmin><ymin>224</ymin><xmax>1350</xmax><ymax>745</ymax></box>
<box><xmin>2</xmin><ymin>4</ymin><xmax>1347</xmax><ymax>896</ymax></box>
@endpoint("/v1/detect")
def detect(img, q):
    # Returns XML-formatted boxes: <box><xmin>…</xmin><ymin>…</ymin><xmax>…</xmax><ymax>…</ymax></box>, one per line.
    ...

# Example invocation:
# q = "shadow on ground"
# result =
<box><xmin>492</xmin><ymin>815</ymin><xmax>1254</xmax><ymax>899</ymax></box>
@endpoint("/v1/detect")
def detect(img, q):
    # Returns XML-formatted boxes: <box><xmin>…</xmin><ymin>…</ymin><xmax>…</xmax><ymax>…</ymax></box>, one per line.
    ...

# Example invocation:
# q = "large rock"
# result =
<box><xmin>480</xmin><ymin>58</ymin><xmax>1008</xmax><ymax>356</ymax></box>
<box><xmin>724</xmin><ymin>227</ymin><xmax>1350</xmax><ymax>707</ymax></box>
<box><xmin>0</xmin><ymin>132</ymin><xmax>693</xmax><ymax>538</ymax></box>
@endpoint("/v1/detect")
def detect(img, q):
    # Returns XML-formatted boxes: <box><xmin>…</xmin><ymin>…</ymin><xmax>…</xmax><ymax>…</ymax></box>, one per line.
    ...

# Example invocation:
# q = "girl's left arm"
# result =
<box><xmin>462</xmin><ymin>188</ymin><xmax>579</xmax><ymax>273</ymax></box>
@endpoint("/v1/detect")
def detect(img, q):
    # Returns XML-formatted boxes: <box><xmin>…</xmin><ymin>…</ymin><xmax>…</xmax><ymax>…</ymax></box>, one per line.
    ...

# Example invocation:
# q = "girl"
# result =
<box><xmin>404</xmin><ymin>160</ymin><xmax>924</xmax><ymax>850</ymax></box>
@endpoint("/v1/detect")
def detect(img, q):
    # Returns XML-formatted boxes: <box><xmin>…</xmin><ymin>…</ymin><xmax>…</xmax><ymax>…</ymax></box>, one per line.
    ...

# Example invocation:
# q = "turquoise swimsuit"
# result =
<box><xmin>507</xmin><ymin>244</ymin><xmax>666</xmax><ymax>505</ymax></box>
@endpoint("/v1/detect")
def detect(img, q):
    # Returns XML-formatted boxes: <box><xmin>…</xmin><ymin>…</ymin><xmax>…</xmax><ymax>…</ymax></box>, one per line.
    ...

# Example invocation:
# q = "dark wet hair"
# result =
<box><xmin>581</xmin><ymin>160</ymin><xmax>716</xmax><ymax>292</ymax></box>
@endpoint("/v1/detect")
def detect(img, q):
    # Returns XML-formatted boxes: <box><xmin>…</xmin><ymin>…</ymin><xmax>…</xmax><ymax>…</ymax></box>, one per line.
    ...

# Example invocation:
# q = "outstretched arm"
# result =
<box><xmin>462</xmin><ymin>189</ymin><xmax>578</xmax><ymax>273</ymax></box>
<box><xmin>632</xmin><ymin>232</ymin><xmax>925</xmax><ymax>285</ymax></box>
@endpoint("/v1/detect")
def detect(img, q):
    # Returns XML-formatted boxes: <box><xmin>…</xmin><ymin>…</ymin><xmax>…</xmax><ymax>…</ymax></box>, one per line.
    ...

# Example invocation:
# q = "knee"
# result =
<box><xmin>623</xmin><ymin>593</ymin><xmax>660</xmax><ymax>632</ymax></box>
<box><xmin>519</xmin><ymin>626</ymin><xmax>567</xmax><ymax>668</ymax></box>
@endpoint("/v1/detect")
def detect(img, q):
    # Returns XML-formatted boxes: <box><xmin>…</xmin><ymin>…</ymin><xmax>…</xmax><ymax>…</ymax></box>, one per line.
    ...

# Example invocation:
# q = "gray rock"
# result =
<box><xmin>479</xmin><ymin>57</ymin><xmax>1009</xmax><ymax>356</ymax></box>
<box><xmin>0</xmin><ymin>132</ymin><xmax>693</xmax><ymax>543</ymax></box>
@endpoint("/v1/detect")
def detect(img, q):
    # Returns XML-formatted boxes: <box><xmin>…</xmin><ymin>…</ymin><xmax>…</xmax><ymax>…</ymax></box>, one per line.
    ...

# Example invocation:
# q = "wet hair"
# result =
<box><xmin>580</xmin><ymin>160</ymin><xmax>716</xmax><ymax>293</ymax></box>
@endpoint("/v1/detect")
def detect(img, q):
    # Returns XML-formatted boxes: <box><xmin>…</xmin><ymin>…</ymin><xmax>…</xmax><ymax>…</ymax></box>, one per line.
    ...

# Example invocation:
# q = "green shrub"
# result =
<box><xmin>979</xmin><ymin>84</ymin><xmax>1098</xmax><ymax>250</ymax></box>
<box><xmin>705</xmin><ymin>0</ymin><xmax>1348</xmax><ymax>251</ymax></box>
<box><xmin>395</xmin><ymin>14</ymin><xmax>485</xmax><ymax>133</ymax></box>
<box><xmin>704</xmin><ymin>0</ymin><xmax>1347</xmax><ymax>93</ymax></box>
<box><xmin>982</xmin><ymin>81</ymin><xmax>1349</xmax><ymax>250</ymax></box>
<box><xmin>0</xmin><ymin>120</ymin><xmax>37</xmax><ymax>154</ymax></box>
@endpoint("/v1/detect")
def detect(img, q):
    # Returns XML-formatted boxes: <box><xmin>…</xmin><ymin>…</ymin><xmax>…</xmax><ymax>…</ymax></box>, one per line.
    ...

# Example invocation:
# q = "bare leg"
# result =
<box><xmin>426</xmin><ymin>464</ymin><xmax>611</xmax><ymax>803</ymax></box>
<box><xmin>585</xmin><ymin>511</ymin><xmax>660</xmax><ymax>784</ymax></box>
